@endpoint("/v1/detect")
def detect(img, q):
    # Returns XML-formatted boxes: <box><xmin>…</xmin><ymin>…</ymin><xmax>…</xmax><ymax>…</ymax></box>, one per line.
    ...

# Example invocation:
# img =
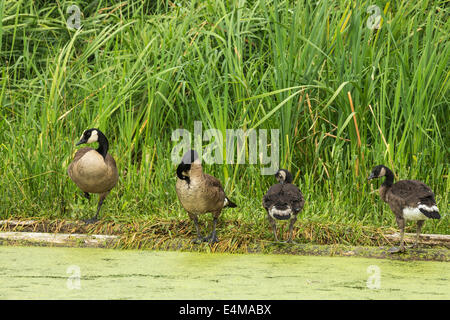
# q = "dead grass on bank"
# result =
<box><xmin>0</xmin><ymin>217</ymin><xmax>397</xmax><ymax>253</ymax></box>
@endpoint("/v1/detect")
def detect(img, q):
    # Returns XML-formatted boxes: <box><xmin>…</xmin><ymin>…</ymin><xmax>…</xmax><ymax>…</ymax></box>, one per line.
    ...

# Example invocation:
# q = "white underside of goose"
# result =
<box><xmin>402</xmin><ymin>204</ymin><xmax>439</xmax><ymax>221</ymax></box>
<box><xmin>269</xmin><ymin>207</ymin><xmax>292</xmax><ymax>220</ymax></box>
<box><xmin>402</xmin><ymin>207</ymin><xmax>427</xmax><ymax>221</ymax></box>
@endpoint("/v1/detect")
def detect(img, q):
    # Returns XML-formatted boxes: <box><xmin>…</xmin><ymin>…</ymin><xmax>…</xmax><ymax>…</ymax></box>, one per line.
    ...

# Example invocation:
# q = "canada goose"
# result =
<box><xmin>175</xmin><ymin>150</ymin><xmax>237</xmax><ymax>244</ymax></box>
<box><xmin>68</xmin><ymin>128</ymin><xmax>118</xmax><ymax>224</ymax></box>
<box><xmin>368</xmin><ymin>165</ymin><xmax>441</xmax><ymax>253</ymax></box>
<box><xmin>263</xmin><ymin>169</ymin><xmax>305</xmax><ymax>242</ymax></box>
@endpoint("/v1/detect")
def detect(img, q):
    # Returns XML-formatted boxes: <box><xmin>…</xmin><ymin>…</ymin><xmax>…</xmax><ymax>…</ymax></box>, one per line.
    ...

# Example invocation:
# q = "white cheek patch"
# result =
<box><xmin>403</xmin><ymin>207</ymin><xmax>427</xmax><ymax>221</ymax></box>
<box><xmin>379</xmin><ymin>167</ymin><xmax>386</xmax><ymax>177</ymax></box>
<box><xmin>86</xmin><ymin>130</ymin><xmax>98</xmax><ymax>144</ymax></box>
<box><xmin>279</xmin><ymin>171</ymin><xmax>286</xmax><ymax>181</ymax></box>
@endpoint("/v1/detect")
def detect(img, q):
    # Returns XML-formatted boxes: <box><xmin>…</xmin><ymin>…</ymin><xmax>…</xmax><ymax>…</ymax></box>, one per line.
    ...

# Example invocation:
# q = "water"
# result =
<box><xmin>1</xmin><ymin>245</ymin><xmax>448</xmax><ymax>299</ymax></box>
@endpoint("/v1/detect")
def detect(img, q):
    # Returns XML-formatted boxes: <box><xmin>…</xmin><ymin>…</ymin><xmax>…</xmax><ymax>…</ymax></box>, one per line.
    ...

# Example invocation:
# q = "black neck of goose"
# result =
<box><xmin>284</xmin><ymin>173</ymin><xmax>293</xmax><ymax>184</ymax></box>
<box><xmin>177</xmin><ymin>163</ymin><xmax>191</xmax><ymax>184</ymax></box>
<box><xmin>96</xmin><ymin>132</ymin><xmax>109</xmax><ymax>159</ymax></box>
<box><xmin>382</xmin><ymin>167</ymin><xmax>394</xmax><ymax>187</ymax></box>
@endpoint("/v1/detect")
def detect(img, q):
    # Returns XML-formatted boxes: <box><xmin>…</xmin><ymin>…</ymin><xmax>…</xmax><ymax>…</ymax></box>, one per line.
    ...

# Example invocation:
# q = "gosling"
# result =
<box><xmin>368</xmin><ymin>165</ymin><xmax>440</xmax><ymax>253</ymax></box>
<box><xmin>263</xmin><ymin>169</ymin><xmax>305</xmax><ymax>242</ymax></box>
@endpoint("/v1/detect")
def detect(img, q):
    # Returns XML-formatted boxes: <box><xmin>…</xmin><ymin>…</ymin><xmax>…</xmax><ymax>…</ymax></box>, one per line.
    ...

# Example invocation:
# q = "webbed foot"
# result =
<box><xmin>203</xmin><ymin>234</ymin><xmax>219</xmax><ymax>244</ymax></box>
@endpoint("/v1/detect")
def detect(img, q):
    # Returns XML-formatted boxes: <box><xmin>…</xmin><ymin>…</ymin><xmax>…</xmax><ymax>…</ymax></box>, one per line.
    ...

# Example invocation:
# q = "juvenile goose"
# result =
<box><xmin>368</xmin><ymin>165</ymin><xmax>441</xmax><ymax>253</ymax></box>
<box><xmin>68</xmin><ymin>128</ymin><xmax>118</xmax><ymax>224</ymax></box>
<box><xmin>263</xmin><ymin>169</ymin><xmax>305</xmax><ymax>242</ymax></box>
<box><xmin>175</xmin><ymin>150</ymin><xmax>237</xmax><ymax>244</ymax></box>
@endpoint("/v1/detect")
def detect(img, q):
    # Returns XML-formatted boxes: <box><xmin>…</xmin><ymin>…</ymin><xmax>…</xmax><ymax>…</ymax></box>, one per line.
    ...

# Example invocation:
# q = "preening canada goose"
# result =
<box><xmin>68</xmin><ymin>128</ymin><xmax>118</xmax><ymax>224</ymax></box>
<box><xmin>368</xmin><ymin>165</ymin><xmax>441</xmax><ymax>253</ymax></box>
<box><xmin>175</xmin><ymin>150</ymin><xmax>237</xmax><ymax>244</ymax></box>
<box><xmin>263</xmin><ymin>169</ymin><xmax>305</xmax><ymax>242</ymax></box>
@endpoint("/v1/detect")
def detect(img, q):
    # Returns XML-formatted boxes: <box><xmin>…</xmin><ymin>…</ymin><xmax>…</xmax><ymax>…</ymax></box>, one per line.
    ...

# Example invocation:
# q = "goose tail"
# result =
<box><xmin>418</xmin><ymin>203</ymin><xmax>441</xmax><ymax>219</ymax></box>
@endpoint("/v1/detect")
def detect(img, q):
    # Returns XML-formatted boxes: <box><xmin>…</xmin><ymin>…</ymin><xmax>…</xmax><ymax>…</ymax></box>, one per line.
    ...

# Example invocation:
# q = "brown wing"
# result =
<box><xmin>390</xmin><ymin>180</ymin><xmax>436</xmax><ymax>207</ymax></box>
<box><xmin>263</xmin><ymin>184</ymin><xmax>283</xmax><ymax>210</ymax></box>
<box><xmin>283</xmin><ymin>183</ymin><xmax>305</xmax><ymax>212</ymax></box>
<box><xmin>104</xmin><ymin>153</ymin><xmax>119</xmax><ymax>190</ymax></box>
<box><xmin>203</xmin><ymin>173</ymin><xmax>225</xmax><ymax>192</ymax></box>
<box><xmin>263</xmin><ymin>183</ymin><xmax>305</xmax><ymax>212</ymax></box>
<box><xmin>203</xmin><ymin>173</ymin><xmax>226</xmax><ymax>206</ymax></box>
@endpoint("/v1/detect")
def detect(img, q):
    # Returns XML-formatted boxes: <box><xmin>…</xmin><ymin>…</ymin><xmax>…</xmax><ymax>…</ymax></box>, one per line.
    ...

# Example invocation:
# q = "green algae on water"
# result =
<box><xmin>1</xmin><ymin>246</ymin><xmax>449</xmax><ymax>299</ymax></box>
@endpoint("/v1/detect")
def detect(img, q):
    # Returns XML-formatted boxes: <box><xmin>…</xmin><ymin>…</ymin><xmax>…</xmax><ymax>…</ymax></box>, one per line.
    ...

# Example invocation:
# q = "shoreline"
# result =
<box><xmin>0</xmin><ymin>219</ymin><xmax>448</xmax><ymax>262</ymax></box>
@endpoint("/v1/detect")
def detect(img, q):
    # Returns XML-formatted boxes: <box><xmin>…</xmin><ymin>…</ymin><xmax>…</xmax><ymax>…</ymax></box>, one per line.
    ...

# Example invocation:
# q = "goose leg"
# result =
<box><xmin>409</xmin><ymin>220</ymin><xmax>424</xmax><ymax>249</ymax></box>
<box><xmin>204</xmin><ymin>213</ymin><xmax>219</xmax><ymax>244</ymax></box>
<box><xmin>399</xmin><ymin>226</ymin><xmax>406</xmax><ymax>252</ymax></box>
<box><xmin>389</xmin><ymin>217</ymin><xmax>406</xmax><ymax>253</ymax></box>
<box><xmin>267</xmin><ymin>213</ymin><xmax>279</xmax><ymax>242</ymax></box>
<box><xmin>189</xmin><ymin>213</ymin><xmax>203</xmax><ymax>244</ymax></box>
<box><xmin>84</xmin><ymin>192</ymin><xmax>107</xmax><ymax>224</ymax></box>
<box><xmin>287</xmin><ymin>215</ymin><xmax>298</xmax><ymax>243</ymax></box>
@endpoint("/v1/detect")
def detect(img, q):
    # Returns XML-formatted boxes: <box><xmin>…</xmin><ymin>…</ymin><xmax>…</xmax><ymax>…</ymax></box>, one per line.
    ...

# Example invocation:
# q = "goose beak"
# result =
<box><xmin>367</xmin><ymin>173</ymin><xmax>375</xmax><ymax>181</ymax></box>
<box><xmin>75</xmin><ymin>138</ymin><xmax>87</xmax><ymax>146</ymax></box>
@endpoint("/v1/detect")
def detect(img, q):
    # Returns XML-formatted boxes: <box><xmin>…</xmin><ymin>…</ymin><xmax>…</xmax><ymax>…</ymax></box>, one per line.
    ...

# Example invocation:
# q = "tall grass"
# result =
<box><xmin>0</xmin><ymin>0</ymin><xmax>448</xmax><ymax>235</ymax></box>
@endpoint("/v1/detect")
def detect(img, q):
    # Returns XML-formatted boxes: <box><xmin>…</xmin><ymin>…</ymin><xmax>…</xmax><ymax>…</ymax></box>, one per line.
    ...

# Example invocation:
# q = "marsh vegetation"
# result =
<box><xmin>0</xmin><ymin>1</ymin><xmax>448</xmax><ymax>240</ymax></box>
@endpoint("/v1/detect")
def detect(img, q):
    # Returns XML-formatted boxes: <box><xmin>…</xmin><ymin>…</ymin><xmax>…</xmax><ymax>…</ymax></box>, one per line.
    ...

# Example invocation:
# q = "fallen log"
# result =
<box><xmin>382</xmin><ymin>232</ymin><xmax>450</xmax><ymax>248</ymax></box>
<box><xmin>0</xmin><ymin>220</ymin><xmax>38</xmax><ymax>226</ymax></box>
<box><xmin>0</xmin><ymin>231</ymin><xmax>118</xmax><ymax>248</ymax></box>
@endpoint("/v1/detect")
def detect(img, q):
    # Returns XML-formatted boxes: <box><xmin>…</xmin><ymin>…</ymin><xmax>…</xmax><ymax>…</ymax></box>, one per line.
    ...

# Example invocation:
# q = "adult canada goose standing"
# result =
<box><xmin>68</xmin><ymin>128</ymin><xmax>118</xmax><ymax>224</ymax></box>
<box><xmin>368</xmin><ymin>165</ymin><xmax>441</xmax><ymax>253</ymax></box>
<box><xmin>175</xmin><ymin>150</ymin><xmax>237</xmax><ymax>244</ymax></box>
<box><xmin>263</xmin><ymin>169</ymin><xmax>305</xmax><ymax>242</ymax></box>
